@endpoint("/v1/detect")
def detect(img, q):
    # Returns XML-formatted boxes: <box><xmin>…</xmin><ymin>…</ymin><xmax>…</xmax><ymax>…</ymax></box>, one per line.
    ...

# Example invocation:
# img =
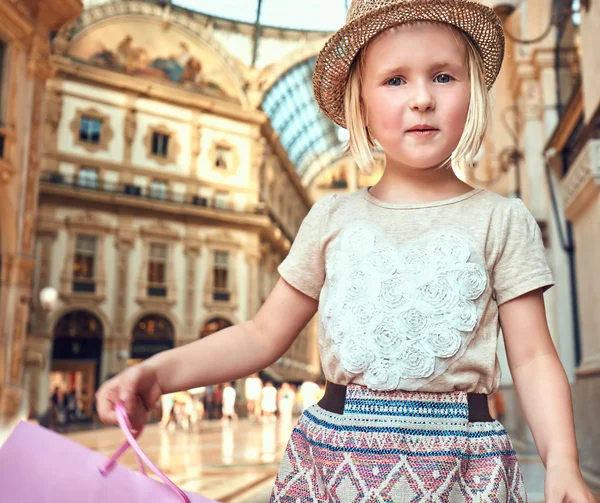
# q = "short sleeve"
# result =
<box><xmin>493</xmin><ymin>198</ymin><xmax>555</xmax><ymax>305</ymax></box>
<box><xmin>277</xmin><ymin>195</ymin><xmax>335</xmax><ymax>300</ymax></box>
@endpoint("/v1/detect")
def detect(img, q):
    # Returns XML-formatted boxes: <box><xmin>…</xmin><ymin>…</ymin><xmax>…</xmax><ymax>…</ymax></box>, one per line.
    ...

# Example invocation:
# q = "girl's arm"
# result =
<box><xmin>499</xmin><ymin>289</ymin><xmax>595</xmax><ymax>502</ymax></box>
<box><xmin>145</xmin><ymin>277</ymin><xmax>318</xmax><ymax>393</ymax></box>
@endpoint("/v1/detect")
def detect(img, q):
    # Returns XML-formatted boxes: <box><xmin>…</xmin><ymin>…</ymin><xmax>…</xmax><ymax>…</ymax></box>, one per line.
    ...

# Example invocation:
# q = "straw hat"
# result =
<box><xmin>313</xmin><ymin>0</ymin><xmax>505</xmax><ymax>128</ymax></box>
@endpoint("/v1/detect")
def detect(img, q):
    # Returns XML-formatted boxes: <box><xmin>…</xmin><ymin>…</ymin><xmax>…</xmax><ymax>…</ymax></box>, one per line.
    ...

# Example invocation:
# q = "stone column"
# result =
<box><xmin>109</xmin><ymin>227</ymin><xmax>135</xmax><ymax>377</ymax></box>
<box><xmin>25</xmin><ymin>225</ymin><xmax>58</xmax><ymax>419</ymax></box>
<box><xmin>245</xmin><ymin>251</ymin><xmax>261</xmax><ymax>320</ymax></box>
<box><xmin>184</xmin><ymin>240</ymin><xmax>201</xmax><ymax>340</ymax></box>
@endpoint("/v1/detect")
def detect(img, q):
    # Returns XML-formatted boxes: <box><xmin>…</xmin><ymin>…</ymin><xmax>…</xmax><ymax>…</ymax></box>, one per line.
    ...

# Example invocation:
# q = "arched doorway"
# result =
<box><xmin>200</xmin><ymin>317</ymin><xmax>232</xmax><ymax>338</ymax></box>
<box><xmin>130</xmin><ymin>314</ymin><xmax>174</xmax><ymax>362</ymax></box>
<box><xmin>50</xmin><ymin>310</ymin><xmax>104</xmax><ymax>421</ymax></box>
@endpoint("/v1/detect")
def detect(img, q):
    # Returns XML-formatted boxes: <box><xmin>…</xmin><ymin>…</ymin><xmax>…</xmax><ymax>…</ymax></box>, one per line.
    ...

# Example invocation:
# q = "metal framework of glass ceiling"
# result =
<box><xmin>261</xmin><ymin>57</ymin><xmax>347</xmax><ymax>180</ymax></box>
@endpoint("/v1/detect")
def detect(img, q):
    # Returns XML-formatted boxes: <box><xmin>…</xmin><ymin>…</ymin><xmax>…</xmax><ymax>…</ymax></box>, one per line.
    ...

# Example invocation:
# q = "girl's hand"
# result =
<box><xmin>95</xmin><ymin>363</ymin><xmax>163</xmax><ymax>429</ymax></box>
<box><xmin>545</xmin><ymin>461</ymin><xmax>597</xmax><ymax>503</ymax></box>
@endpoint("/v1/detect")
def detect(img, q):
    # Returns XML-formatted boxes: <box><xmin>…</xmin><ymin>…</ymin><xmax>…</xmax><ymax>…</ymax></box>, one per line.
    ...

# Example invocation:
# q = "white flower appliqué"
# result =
<box><xmin>321</xmin><ymin>222</ymin><xmax>488</xmax><ymax>391</ymax></box>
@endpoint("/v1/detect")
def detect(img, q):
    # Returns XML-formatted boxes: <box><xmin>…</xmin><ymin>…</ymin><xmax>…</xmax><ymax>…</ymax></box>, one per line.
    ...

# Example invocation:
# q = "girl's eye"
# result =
<box><xmin>434</xmin><ymin>74</ymin><xmax>454</xmax><ymax>84</ymax></box>
<box><xmin>386</xmin><ymin>77</ymin><xmax>405</xmax><ymax>86</ymax></box>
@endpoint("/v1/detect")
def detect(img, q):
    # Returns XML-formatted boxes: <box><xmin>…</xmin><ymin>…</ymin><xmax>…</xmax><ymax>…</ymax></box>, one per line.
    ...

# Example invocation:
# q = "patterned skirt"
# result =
<box><xmin>270</xmin><ymin>384</ymin><xmax>526</xmax><ymax>503</ymax></box>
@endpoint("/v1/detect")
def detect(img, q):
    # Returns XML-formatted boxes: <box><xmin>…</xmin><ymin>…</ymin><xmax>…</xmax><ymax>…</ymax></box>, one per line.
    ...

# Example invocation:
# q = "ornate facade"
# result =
<box><xmin>23</xmin><ymin>2</ymin><xmax>337</xmax><ymax>420</ymax></box>
<box><xmin>472</xmin><ymin>0</ymin><xmax>599</xmax><ymax>494</ymax></box>
<box><xmin>0</xmin><ymin>0</ymin><xmax>83</xmax><ymax>438</ymax></box>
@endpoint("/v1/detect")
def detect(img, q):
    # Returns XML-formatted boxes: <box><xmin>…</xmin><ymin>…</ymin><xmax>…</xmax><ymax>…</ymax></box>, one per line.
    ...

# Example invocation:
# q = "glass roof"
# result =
<box><xmin>262</xmin><ymin>57</ymin><xmax>346</xmax><ymax>179</ymax></box>
<box><xmin>173</xmin><ymin>0</ymin><xmax>349</xmax><ymax>31</ymax></box>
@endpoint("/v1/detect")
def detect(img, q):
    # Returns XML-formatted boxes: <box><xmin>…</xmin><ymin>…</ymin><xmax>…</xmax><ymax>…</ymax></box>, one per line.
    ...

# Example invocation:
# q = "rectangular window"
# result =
<box><xmin>214</xmin><ymin>146</ymin><xmax>230</xmax><ymax>170</ymax></box>
<box><xmin>152</xmin><ymin>132</ymin><xmax>169</xmax><ymax>157</ymax></box>
<box><xmin>148</xmin><ymin>243</ymin><xmax>167</xmax><ymax>297</ymax></box>
<box><xmin>73</xmin><ymin>234</ymin><xmax>97</xmax><ymax>293</ymax></box>
<box><xmin>214</xmin><ymin>191</ymin><xmax>229</xmax><ymax>210</ymax></box>
<box><xmin>77</xmin><ymin>167</ymin><xmax>99</xmax><ymax>190</ymax></box>
<box><xmin>79</xmin><ymin>116</ymin><xmax>102</xmax><ymax>144</ymax></box>
<box><xmin>213</xmin><ymin>250</ymin><xmax>230</xmax><ymax>301</ymax></box>
<box><xmin>150</xmin><ymin>180</ymin><xmax>168</xmax><ymax>200</ymax></box>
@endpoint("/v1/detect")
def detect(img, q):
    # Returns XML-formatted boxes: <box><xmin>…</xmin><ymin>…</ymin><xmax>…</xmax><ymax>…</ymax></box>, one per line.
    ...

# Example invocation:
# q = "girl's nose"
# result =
<box><xmin>409</xmin><ymin>84</ymin><xmax>435</xmax><ymax>112</ymax></box>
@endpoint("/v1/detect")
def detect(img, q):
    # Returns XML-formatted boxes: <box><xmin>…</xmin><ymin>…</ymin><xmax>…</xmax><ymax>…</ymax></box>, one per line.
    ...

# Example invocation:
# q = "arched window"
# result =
<box><xmin>132</xmin><ymin>314</ymin><xmax>174</xmax><ymax>341</ymax></box>
<box><xmin>54</xmin><ymin>310</ymin><xmax>103</xmax><ymax>339</ymax></box>
<box><xmin>131</xmin><ymin>314</ymin><xmax>174</xmax><ymax>360</ymax></box>
<box><xmin>200</xmin><ymin>317</ymin><xmax>232</xmax><ymax>338</ymax></box>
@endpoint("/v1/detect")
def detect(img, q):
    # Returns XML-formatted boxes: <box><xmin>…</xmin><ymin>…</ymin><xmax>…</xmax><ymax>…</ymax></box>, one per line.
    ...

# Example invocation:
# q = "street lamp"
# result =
<box><xmin>38</xmin><ymin>287</ymin><xmax>58</xmax><ymax>313</ymax></box>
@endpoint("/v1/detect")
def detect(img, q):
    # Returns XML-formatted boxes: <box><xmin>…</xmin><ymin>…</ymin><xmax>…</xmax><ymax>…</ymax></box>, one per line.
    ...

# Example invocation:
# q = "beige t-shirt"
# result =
<box><xmin>278</xmin><ymin>187</ymin><xmax>554</xmax><ymax>395</ymax></box>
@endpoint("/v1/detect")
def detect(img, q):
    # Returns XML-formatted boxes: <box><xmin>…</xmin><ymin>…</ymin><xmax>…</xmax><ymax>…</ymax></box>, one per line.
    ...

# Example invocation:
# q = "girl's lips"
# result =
<box><xmin>406</xmin><ymin>129</ymin><xmax>439</xmax><ymax>136</ymax></box>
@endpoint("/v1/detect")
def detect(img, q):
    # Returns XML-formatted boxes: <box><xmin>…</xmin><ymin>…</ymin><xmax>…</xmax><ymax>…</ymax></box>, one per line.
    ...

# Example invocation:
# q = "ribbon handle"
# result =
<box><xmin>99</xmin><ymin>403</ymin><xmax>190</xmax><ymax>503</ymax></box>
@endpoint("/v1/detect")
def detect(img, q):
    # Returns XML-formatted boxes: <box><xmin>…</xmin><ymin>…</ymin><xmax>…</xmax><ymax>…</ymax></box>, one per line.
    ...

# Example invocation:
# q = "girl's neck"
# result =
<box><xmin>369</xmin><ymin>159</ymin><xmax>474</xmax><ymax>205</ymax></box>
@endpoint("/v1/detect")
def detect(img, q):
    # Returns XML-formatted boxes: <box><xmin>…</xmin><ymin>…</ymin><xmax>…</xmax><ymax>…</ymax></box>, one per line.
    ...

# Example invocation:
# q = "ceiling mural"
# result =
<box><xmin>67</xmin><ymin>20</ymin><xmax>243</xmax><ymax>103</ymax></box>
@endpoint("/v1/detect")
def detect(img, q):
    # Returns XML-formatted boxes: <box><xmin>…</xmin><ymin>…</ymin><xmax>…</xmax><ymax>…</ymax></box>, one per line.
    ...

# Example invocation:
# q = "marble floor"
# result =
<box><xmin>63</xmin><ymin>417</ymin><xmax>548</xmax><ymax>503</ymax></box>
<box><xmin>65</xmin><ymin>417</ymin><xmax>295</xmax><ymax>502</ymax></box>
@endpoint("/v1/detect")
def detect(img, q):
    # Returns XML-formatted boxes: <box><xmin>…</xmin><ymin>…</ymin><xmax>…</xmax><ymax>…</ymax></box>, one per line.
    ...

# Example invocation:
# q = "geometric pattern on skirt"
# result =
<box><xmin>270</xmin><ymin>385</ymin><xmax>527</xmax><ymax>503</ymax></box>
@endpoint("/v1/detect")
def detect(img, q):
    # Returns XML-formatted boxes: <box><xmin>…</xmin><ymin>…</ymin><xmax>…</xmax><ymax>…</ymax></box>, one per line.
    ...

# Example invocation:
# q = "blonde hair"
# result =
<box><xmin>343</xmin><ymin>23</ymin><xmax>490</xmax><ymax>174</ymax></box>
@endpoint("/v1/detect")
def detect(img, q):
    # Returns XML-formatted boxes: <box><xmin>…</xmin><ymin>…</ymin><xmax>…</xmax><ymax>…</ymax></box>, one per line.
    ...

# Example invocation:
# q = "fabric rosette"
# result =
<box><xmin>379</xmin><ymin>274</ymin><xmax>411</xmax><ymax>311</ymax></box>
<box><xmin>372</xmin><ymin>317</ymin><xmax>405</xmax><ymax>356</ymax></box>
<box><xmin>447</xmin><ymin>262</ymin><xmax>487</xmax><ymax>300</ymax></box>
<box><xmin>447</xmin><ymin>300</ymin><xmax>478</xmax><ymax>331</ymax></box>
<box><xmin>398</xmin><ymin>340</ymin><xmax>436</xmax><ymax>379</ymax></box>
<box><xmin>398</xmin><ymin>307</ymin><xmax>430</xmax><ymax>339</ymax></box>
<box><xmin>428</xmin><ymin>233</ymin><xmax>471</xmax><ymax>268</ymax></box>
<box><xmin>327</xmin><ymin>312</ymin><xmax>356</xmax><ymax>345</ymax></box>
<box><xmin>339</xmin><ymin>331</ymin><xmax>376</xmax><ymax>375</ymax></box>
<box><xmin>399</xmin><ymin>246</ymin><xmax>435</xmax><ymax>286</ymax></box>
<box><xmin>370</xmin><ymin>243</ymin><xmax>399</xmax><ymax>279</ymax></box>
<box><xmin>423</xmin><ymin>322</ymin><xmax>461</xmax><ymax>358</ymax></box>
<box><xmin>363</xmin><ymin>357</ymin><xmax>402</xmax><ymax>390</ymax></box>
<box><xmin>415</xmin><ymin>277</ymin><xmax>460</xmax><ymax>314</ymax></box>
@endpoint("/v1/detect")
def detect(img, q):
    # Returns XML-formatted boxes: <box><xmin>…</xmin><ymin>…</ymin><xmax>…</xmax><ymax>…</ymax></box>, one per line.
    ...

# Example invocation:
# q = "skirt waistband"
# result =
<box><xmin>317</xmin><ymin>381</ymin><xmax>494</xmax><ymax>422</ymax></box>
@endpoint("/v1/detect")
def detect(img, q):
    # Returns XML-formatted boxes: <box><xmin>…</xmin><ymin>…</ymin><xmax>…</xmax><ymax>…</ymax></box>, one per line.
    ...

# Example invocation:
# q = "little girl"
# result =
<box><xmin>96</xmin><ymin>0</ymin><xmax>595</xmax><ymax>501</ymax></box>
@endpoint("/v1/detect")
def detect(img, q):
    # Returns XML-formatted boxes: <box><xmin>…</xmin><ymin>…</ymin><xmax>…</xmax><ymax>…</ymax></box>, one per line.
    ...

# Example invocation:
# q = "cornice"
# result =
<box><xmin>561</xmin><ymin>139</ymin><xmax>600</xmax><ymax>220</ymax></box>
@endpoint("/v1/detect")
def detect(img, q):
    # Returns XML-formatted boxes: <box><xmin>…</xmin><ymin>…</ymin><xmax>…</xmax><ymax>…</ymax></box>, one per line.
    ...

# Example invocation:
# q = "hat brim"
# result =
<box><xmin>313</xmin><ymin>1</ymin><xmax>505</xmax><ymax>128</ymax></box>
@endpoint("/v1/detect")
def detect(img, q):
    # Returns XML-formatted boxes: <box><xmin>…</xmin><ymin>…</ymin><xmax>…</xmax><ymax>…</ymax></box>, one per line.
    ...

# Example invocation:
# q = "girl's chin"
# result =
<box><xmin>385</xmin><ymin>155</ymin><xmax>452</xmax><ymax>170</ymax></box>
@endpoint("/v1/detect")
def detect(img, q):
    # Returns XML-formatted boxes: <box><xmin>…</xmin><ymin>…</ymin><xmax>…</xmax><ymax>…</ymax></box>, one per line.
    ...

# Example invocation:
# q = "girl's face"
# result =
<box><xmin>362</xmin><ymin>23</ymin><xmax>471</xmax><ymax>170</ymax></box>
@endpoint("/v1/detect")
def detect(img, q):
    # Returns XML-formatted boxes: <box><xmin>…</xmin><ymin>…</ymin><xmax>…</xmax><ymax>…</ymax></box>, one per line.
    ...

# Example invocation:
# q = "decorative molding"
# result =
<box><xmin>561</xmin><ymin>139</ymin><xmax>600</xmax><ymax>221</ymax></box>
<box><xmin>114</xmin><ymin>225</ymin><xmax>135</xmax><ymax>336</ymax></box>
<box><xmin>140</xmin><ymin>221</ymin><xmax>182</xmax><ymax>241</ymax></box>
<box><xmin>250</xmin><ymin>136</ymin><xmax>267</xmax><ymax>184</ymax></box>
<box><xmin>123</xmin><ymin>106</ymin><xmax>137</xmax><ymax>164</ymax></box>
<box><xmin>69</xmin><ymin>107</ymin><xmax>114</xmax><ymax>154</ymax></box>
<box><xmin>0</xmin><ymin>125</ymin><xmax>17</xmax><ymax>183</ymax></box>
<box><xmin>65</xmin><ymin>211</ymin><xmax>114</xmax><ymax>234</ymax></box>
<box><xmin>27</xmin><ymin>35</ymin><xmax>56</xmax><ymax>82</ymax></box>
<box><xmin>44</xmin><ymin>90</ymin><xmax>63</xmax><ymax>153</ymax></box>
<box><xmin>190</xmin><ymin>114</ymin><xmax>202</xmax><ymax>173</ymax></box>
<box><xmin>0</xmin><ymin>2</ymin><xmax>34</xmax><ymax>42</ymax></box>
<box><xmin>143</xmin><ymin>123</ymin><xmax>181</xmax><ymax>167</ymax></box>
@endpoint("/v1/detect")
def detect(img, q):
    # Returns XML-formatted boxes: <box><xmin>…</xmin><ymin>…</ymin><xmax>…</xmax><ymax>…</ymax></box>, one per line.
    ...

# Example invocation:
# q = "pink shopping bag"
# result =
<box><xmin>0</xmin><ymin>403</ymin><xmax>219</xmax><ymax>502</ymax></box>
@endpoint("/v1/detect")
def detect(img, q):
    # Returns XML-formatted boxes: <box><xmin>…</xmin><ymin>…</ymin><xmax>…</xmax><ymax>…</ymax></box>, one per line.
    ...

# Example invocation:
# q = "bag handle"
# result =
<box><xmin>99</xmin><ymin>403</ymin><xmax>191</xmax><ymax>503</ymax></box>
<box><xmin>99</xmin><ymin>420</ymin><xmax>147</xmax><ymax>477</ymax></box>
